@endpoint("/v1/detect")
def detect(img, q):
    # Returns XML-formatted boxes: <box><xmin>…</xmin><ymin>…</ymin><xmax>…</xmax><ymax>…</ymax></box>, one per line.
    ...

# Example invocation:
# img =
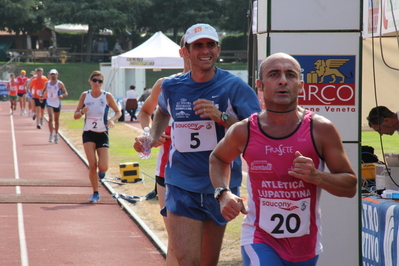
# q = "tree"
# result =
<box><xmin>217</xmin><ymin>0</ymin><xmax>251</xmax><ymax>35</ymax></box>
<box><xmin>43</xmin><ymin>0</ymin><xmax>148</xmax><ymax>62</ymax></box>
<box><xmin>139</xmin><ymin>0</ymin><xmax>224</xmax><ymax>43</ymax></box>
<box><xmin>0</xmin><ymin>0</ymin><xmax>46</xmax><ymax>47</ymax></box>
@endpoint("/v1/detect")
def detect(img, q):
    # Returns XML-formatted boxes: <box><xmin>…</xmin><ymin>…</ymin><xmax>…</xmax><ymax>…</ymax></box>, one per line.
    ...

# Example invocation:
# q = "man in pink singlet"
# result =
<box><xmin>209</xmin><ymin>53</ymin><xmax>357</xmax><ymax>266</ymax></box>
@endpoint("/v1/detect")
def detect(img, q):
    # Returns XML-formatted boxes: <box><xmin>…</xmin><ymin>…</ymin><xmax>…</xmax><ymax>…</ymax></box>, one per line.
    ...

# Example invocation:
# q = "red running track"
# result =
<box><xmin>0</xmin><ymin>101</ymin><xmax>165</xmax><ymax>266</ymax></box>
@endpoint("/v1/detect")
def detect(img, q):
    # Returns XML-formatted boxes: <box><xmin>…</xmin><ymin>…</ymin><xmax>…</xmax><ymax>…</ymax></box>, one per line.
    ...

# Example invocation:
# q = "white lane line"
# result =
<box><xmin>10</xmin><ymin>115</ymin><xmax>29</xmax><ymax>266</ymax></box>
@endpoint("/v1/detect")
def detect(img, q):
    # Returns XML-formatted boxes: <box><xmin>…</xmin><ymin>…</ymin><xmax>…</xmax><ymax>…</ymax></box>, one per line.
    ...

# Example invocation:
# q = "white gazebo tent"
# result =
<box><xmin>111</xmin><ymin>31</ymin><xmax>184</xmax><ymax>69</ymax></box>
<box><xmin>102</xmin><ymin>32</ymin><xmax>184</xmax><ymax>99</ymax></box>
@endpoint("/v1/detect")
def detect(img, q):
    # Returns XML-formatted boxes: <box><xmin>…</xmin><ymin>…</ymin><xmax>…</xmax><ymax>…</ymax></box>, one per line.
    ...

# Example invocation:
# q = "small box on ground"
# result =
<box><xmin>119</xmin><ymin>162</ymin><xmax>140</xmax><ymax>183</ymax></box>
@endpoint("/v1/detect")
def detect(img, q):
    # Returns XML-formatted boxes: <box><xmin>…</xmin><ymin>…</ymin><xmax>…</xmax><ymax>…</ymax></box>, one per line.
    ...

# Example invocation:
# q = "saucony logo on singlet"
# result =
<box><xmin>175</xmin><ymin>123</ymin><xmax>205</xmax><ymax>130</ymax></box>
<box><xmin>212</xmin><ymin>95</ymin><xmax>219</xmax><ymax>98</ymax></box>
<box><xmin>263</xmin><ymin>200</ymin><xmax>299</xmax><ymax>211</ymax></box>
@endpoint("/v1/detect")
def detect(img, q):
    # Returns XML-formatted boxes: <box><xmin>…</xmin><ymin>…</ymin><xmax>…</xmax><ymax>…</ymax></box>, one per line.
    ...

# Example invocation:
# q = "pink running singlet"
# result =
<box><xmin>241</xmin><ymin>111</ymin><xmax>324</xmax><ymax>263</ymax></box>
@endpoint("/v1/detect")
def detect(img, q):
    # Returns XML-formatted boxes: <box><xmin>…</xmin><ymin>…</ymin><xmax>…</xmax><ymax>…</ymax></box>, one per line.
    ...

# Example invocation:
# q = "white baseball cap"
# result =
<box><xmin>184</xmin><ymin>23</ymin><xmax>219</xmax><ymax>44</ymax></box>
<box><xmin>49</xmin><ymin>69</ymin><xmax>58</xmax><ymax>74</ymax></box>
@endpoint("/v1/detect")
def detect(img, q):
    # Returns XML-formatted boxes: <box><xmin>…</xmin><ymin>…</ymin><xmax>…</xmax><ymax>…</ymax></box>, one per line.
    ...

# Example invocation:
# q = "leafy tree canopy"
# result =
<box><xmin>217</xmin><ymin>0</ymin><xmax>251</xmax><ymax>35</ymax></box>
<box><xmin>43</xmin><ymin>0</ymin><xmax>149</xmax><ymax>60</ymax></box>
<box><xmin>140</xmin><ymin>0</ymin><xmax>224</xmax><ymax>42</ymax></box>
<box><xmin>0</xmin><ymin>0</ymin><xmax>46</xmax><ymax>34</ymax></box>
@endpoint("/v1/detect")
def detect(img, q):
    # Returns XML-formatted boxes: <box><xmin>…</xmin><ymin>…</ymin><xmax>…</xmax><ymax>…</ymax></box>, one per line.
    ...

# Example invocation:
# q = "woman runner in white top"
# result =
<box><xmin>73</xmin><ymin>70</ymin><xmax>121</xmax><ymax>202</ymax></box>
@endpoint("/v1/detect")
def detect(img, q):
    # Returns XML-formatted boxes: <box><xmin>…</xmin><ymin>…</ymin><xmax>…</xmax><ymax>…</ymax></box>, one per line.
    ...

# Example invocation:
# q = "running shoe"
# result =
<box><xmin>88</xmin><ymin>193</ymin><xmax>100</xmax><ymax>202</ymax></box>
<box><xmin>37</xmin><ymin>124</ymin><xmax>41</xmax><ymax>129</ymax></box>
<box><xmin>54</xmin><ymin>134</ymin><xmax>59</xmax><ymax>144</ymax></box>
<box><xmin>49</xmin><ymin>133</ymin><xmax>53</xmax><ymax>142</ymax></box>
<box><xmin>98</xmin><ymin>171</ymin><xmax>106</xmax><ymax>180</ymax></box>
<box><xmin>32</xmin><ymin>114</ymin><xmax>36</xmax><ymax>120</ymax></box>
<box><xmin>145</xmin><ymin>190</ymin><xmax>157</xmax><ymax>200</ymax></box>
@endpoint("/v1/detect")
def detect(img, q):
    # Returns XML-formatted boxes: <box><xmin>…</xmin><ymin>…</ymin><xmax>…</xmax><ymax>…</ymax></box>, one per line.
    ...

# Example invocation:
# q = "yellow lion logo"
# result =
<box><xmin>307</xmin><ymin>59</ymin><xmax>350</xmax><ymax>84</ymax></box>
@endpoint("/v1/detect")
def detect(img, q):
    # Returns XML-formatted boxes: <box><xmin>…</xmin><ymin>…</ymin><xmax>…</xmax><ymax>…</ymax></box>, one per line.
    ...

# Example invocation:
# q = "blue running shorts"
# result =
<box><xmin>162</xmin><ymin>184</ymin><xmax>239</xmax><ymax>226</ymax></box>
<box><xmin>242</xmin><ymin>244</ymin><xmax>319</xmax><ymax>266</ymax></box>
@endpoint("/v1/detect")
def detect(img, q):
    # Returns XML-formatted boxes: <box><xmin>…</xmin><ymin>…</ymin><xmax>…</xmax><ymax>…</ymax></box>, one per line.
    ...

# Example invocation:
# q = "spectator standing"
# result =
<box><xmin>97</xmin><ymin>37</ymin><xmax>105</xmax><ymax>62</ymax></box>
<box><xmin>73</xmin><ymin>71</ymin><xmax>121</xmax><ymax>202</ymax></box>
<box><xmin>16</xmin><ymin>70</ymin><xmax>28</xmax><ymax>115</ymax></box>
<box><xmin>138</xmin><ymin>87</ymin><xmax>151</xmax><ymax>102</ymax></box>
<box><xmin>6</xmin><ymin>73</ymin><xmax>18</xmax><ymax>115</ymax></box>
<box><xmin>209</xmin><ymin>52</ymin><xmax>357</xmax><ymax>266</ymax></box>
<box><xmin>125</xmin><ymin>85</ymin><xmax>138</xmax><ymax>121</ymax></box>
<box><xmin>149</xmin><ymin>23</ymin><xmax>261</xmax><ymax>265</ymax></box>
<box><xmin>113</xmin><ymin>39</ymin><xmax>122</xmax><ymax>54</ymax></box>
<box><xmin>43</xmin><ymin>69</ymin><xmax>68</xmax><ymax>144</ymax></box>
<box><xmin>29</xmin><ymin>68</ymin><xmax>48</xmax><ymax>129</ymax></box>
<box><xmin>103</xmin><ymin>38</ymin><xmax>108</xmax><ymax>52</ymax></box>
<box><xmin>92</xmin><ymin>37</ymin><xmax>98</xmax><ymax>52</ymax></box>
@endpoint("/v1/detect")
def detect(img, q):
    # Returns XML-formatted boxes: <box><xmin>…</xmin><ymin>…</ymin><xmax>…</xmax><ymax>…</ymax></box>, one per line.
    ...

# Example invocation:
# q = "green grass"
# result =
<box><xmin>9</xmin><ymin>63</ymin><xmax>99</xmax><ymax>100</ymax></box>
<box><xmin>58</xmin><ymin>102</ymin><xmax>159</xmax><ymax>178</ymax></box>
<box><xmin>362</xmin><ymin>131</ymin><xmax>399</xmax><ymax>160</ymax></box>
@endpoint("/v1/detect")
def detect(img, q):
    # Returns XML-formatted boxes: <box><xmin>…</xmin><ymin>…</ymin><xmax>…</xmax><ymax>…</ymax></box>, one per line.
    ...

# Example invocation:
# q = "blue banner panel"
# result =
<box><xmin>362</xmin><ymin>196</ymin><xmax>399</xmax><ymax>266</ymax></box>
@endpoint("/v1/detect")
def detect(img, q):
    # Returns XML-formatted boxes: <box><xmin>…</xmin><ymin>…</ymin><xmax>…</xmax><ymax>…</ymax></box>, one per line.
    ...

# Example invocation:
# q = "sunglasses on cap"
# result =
<box><xmin>91</xmin><ymin>78</ymin><xmax>103</xmax><ymax>83</ymax></box>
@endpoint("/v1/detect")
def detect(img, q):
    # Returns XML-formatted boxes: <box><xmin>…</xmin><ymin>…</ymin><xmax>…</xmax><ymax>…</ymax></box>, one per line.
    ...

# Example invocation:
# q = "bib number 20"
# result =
<box><xmin>271</xmin><ymin>213</ymin><xmax>301</xmax><ymax>234</ymax></box>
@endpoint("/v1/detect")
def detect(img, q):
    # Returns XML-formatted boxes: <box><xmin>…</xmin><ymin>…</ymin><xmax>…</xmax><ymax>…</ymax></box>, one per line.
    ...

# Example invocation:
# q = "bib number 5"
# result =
<box><xmin>190</xmin><ymin>132</ymin><xmax>200</xmax><ymax>149</ymax></box>
<box><xmin>173</xmin><ymin>121</ymin><xmax>217</xmax><ymax>153</ymax></box>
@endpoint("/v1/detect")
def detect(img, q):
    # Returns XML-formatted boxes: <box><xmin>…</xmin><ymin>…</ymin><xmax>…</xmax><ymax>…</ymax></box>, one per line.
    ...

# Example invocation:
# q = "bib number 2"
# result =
<box><xmin>84</xmin><ymin>116</ymin><xmax>106</xmax><ymax>132</ymax></box>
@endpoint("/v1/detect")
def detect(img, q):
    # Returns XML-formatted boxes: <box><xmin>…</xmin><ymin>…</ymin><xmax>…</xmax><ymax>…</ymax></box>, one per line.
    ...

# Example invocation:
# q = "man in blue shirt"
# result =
<box><xmin>150</xmin><ymin>23</ymin><xmax>261</xmax><ymax>266</ymax></box>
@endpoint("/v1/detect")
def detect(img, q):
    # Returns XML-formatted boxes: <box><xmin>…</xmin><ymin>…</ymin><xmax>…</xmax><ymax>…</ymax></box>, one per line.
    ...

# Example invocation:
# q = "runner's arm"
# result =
<box><xmin>74</xmin><ymin>92</ymin><xmax>87</xmax><ymax>119</ymax></box>
<box><xmin>138</xmin><ymin>78</ymin><xmax>164</xmax><ymax>129</ymax></box>
<box><xmin>149</xmin><ymin>107</ymin><xmax>170</xmax><ymax>148</ymax></box>
<box><xmin>106</xmin><ymin>93</ymin><xmax>122</xmax><ymax>127</ymax></box>
<box><xmin>59</xmin><ymin>82</ymin><xmax>68</xmax><ymax>99</ymax></box>
<box><xmin>210</xmin><ymin>120</ymin><xmax>249</xmax><ymax>221</ymax></box>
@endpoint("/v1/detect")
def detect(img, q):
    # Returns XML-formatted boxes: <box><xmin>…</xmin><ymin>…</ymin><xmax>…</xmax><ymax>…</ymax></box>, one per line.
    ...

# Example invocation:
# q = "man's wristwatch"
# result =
<box><xmin>214</xmin><ymin>187</ymin><xmax>231</xmax><ymax>202</ymax></box>
<box><xmin>218</xmin><ymin>112</ymin><xmax>229</xmax><ymax>125</ymax></box>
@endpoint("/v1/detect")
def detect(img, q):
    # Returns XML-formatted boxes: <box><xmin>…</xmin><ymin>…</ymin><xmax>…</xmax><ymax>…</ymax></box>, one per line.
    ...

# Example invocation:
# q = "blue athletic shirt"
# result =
<box><xmin>159</xmin><ymin>67</ymin><xmax>261</xmax><ymax>194</ymax></box>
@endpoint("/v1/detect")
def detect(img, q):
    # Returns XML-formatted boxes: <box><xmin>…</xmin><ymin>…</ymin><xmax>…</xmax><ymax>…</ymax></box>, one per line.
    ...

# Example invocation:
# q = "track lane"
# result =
<box><xmin>0</xmin><ymin>101</ymin><xmax>165</xmax><ymax>266</ymax></box>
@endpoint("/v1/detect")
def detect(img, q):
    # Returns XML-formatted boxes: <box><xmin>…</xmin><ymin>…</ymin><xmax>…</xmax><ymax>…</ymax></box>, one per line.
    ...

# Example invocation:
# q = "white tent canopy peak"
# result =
<box><xmin>111</xmin><ymin>31</ymin><xmax>183</xmax><ymax>69</ymax></box>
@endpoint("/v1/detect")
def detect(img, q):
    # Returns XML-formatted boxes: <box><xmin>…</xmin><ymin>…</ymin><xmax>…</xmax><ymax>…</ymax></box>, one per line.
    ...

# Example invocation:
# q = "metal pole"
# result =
<box><xmin>247</xmin><ymin>0</ymin><xmax>256</xmax><ymax>90</ymax></box>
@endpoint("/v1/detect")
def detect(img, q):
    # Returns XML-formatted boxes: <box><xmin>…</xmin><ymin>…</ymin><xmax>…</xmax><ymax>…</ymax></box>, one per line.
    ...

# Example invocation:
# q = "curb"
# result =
<box><xmin>56</xmin><ymin>125</ymin><xmax>167</xmax><ymax>258</ymax></box>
